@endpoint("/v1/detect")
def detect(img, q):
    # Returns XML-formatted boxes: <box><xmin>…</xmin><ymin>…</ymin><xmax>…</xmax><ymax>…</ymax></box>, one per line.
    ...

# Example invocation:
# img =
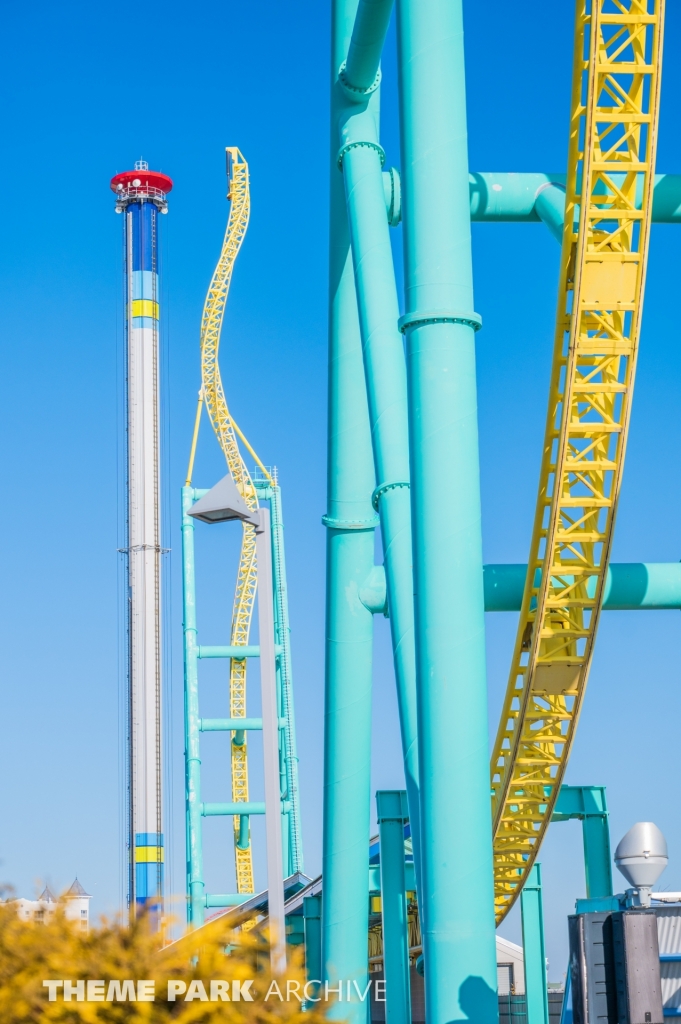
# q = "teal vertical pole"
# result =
<box><xmin>270</xmin><ymin>480</ymin><xmax>303</xmax><ymax>875</ymax></box>
<box><xmin>304</xmin><ymin>894</ymin><xmax>323</xmax><ymax>1003</ymax></box>
<box><xmin>255</xmin><ymin>505</ymin><xmax>287</xmax><ymax>972</ymax></box>
<box><xmin>583</xmin><ymin>816</ymin><xmax>613</xmax><ymax>897</ymax></box>
<box><xmin>270</xmin><ymin>519</ymin><xmax>291</xmax><ymax>877</ymax></box>
<box><xmin>339</xmin><ymin>15</ymin><xmax>422</xmax><ymax>897</ymax></box>
<box><xmin>275</xmin><ymin>626</ymin><xmax>291</xmax><ymax>879</ymax></box>
<box><xmin>377</xmin><ymin>791</ymin><xmax>411</xmax><ymax>1024</ymax></box>
<box><xmin>396</xmin><ymin>3</ymin><xmax>498</xmax><ymax>1023</ymax></box>
<box><xmin>323</xmin><ymin>1</ymin><xmax>378</xmax><ymax>1019</ymax></box>
<box><xmin>182</xmin><ymin>485</ymin><xmax>205</xmax><ymax>927</ymax></box>
<box><xmin>552</xmin><ymin>786</ymin><xmax>613</xmax><ymax>898</ymax></box>
<box><xmin>521</xmin><ymin>864</ymin><xmax>549</xmax><ymax>1024</ymax></box>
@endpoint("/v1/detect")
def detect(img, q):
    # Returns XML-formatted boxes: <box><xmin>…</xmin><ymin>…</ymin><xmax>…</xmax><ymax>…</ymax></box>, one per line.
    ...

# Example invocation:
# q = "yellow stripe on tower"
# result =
<box><xmin>134</xmin><ymin>847</ymin><xmax>165</xmax><ymax>863</ymax></box>
<box><xmin>132</xmin><ymin>299</ymin><xmax>159</xmax><ymax>319</ymax></box>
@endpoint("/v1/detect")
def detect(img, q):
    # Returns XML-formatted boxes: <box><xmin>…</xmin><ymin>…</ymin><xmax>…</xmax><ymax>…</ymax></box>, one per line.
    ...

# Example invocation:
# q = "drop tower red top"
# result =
<box><xmin>110</xmin><ymin>168</ymin><xmax>173</xmax><ymax>194</ymax></box>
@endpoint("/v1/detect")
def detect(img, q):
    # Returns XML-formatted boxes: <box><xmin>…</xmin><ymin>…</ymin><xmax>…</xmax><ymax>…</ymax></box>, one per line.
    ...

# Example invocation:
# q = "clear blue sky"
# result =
<box><xmin>1</xmin><ymin>0</ymin><xmax>680</xmax><ymax>979</ymax></box>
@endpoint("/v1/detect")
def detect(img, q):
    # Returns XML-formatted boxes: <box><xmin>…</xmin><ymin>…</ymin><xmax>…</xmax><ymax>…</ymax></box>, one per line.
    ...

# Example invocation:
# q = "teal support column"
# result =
<box><xmin>182</xmin><ymin>485</ymin><xmax>205</xmax><ymax>927</ymax></box>
<box><xmin>272</xmin><ymin>565</ymin><xmax>291</xmax><ymax>878</ymax></box>
<box><xmin>322</xmin><ymin>1</ymin><xmax>379</xmax><ymax>1018</ymax></box>
<box><xmin>269</xmin><ymin>481</ymin><xmax>303</xmax><ymax>875</ymax></box>
<box><xmin>396</xmin><ymin>2</ymin><xmax>498</xmax><ymax>1023</ymax></box>
<box><xmin>339</xmin><ymin>23</ymin><xmax>422</xmax><ymax>896</ymax></box>
<box><xmin>304</xmin><ymin>895</ymin><xmax>322</xmax><ymax>1003</ymax></box>
<box><xmin>521</xmin><ymin>865</ymin><xmax>549</xmax><ymax>1024</ymax></box>
<box><xmin>582</xmin><ymin>815</ymin><xmax>613</xmax><ymax>898</ymax></box>
<box><xmin>377</xmin><ymin>791</ymin><xmax>411</xmax><ymax>1024</ymax></box>
<box><xmin>552</xmin><ymin>786</ymin><xmax>613</xmax><ymax>898</ymax></box>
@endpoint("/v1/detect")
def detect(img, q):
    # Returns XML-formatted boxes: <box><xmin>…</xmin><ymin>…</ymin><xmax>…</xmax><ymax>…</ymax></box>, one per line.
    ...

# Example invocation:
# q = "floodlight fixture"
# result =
<box><xmin>187</xmin><ymin>474</ymin><xmax>260</xmax><ymax>527</ymax></box>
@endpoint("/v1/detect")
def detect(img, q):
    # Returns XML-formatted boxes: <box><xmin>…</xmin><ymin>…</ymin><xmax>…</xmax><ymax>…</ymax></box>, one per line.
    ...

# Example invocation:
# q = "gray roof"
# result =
<box><xmin>66</xmin><ymin>878</ymin><xmax>91</xmax><ymax>898</ymax></box>
<box><xmin>39</xmin><ymin>886</ymin><xmax>57</xmax><ymax>903</ymax></box>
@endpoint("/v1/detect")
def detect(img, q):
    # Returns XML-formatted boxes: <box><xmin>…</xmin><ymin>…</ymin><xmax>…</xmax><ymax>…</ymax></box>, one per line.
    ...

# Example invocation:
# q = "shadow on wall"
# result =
<box><xmin>371</xmin><ymin>970</ymin><xmax>499</xmax><ymax>1024</ymax></box>
<box><xmin>449</xmin><ymin>976</ymin><xmax>500</xmax><ymax>1024</ymax></box>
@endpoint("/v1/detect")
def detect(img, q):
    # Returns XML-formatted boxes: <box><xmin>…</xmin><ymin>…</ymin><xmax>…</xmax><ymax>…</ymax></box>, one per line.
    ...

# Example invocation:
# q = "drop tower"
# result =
<box><xmin>110</xmin><ymin>160</ymin><xmax>172</xmax><ymax>921</ymax></box>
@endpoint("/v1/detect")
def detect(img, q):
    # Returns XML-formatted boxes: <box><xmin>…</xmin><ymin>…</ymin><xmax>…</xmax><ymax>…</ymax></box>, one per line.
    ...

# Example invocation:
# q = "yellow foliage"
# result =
<box><xmin>0</xmin><ymin>900</ymin><xmax>329</xmax><ymax>1024</ymax></box>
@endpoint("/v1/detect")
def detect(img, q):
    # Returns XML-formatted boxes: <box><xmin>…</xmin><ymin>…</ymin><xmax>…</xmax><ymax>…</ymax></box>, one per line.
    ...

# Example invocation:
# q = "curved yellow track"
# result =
<box><xmin>492</xmin><ymin>0</ymin><xmax>664</xmax><ymax>922</ymax></box>
<box><xmin>200</xmin><ymin>149</ymin><xmax>259</xmax><ymax>894</ymax></box>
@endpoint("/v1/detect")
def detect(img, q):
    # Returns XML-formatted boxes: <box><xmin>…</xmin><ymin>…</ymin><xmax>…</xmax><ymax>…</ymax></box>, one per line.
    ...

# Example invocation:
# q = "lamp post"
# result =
<box><xmin>188</xmin><ymin>476</ymin><xmax>286</xmax><ymax>971</ymax></box>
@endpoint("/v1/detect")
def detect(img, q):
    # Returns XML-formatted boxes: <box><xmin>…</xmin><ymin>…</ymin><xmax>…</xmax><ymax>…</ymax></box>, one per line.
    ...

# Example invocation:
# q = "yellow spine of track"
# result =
<box><xmin>200</xmin><ymin>149</ymin><xmax>258</xmax><ymax>894</ymax></box>
<box><xmin>491</xmin><ymin>0</ymin><xmax>664</xmax><ymax>922</ymax></box>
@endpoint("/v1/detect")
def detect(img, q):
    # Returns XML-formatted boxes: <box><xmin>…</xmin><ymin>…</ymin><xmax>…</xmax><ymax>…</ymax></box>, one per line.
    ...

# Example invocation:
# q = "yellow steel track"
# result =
<box><xmin>200</xmin><ymin>149</ymin><xmax>259</xmax><ymax>894</ymax></box>
<box><xmin>491</xmin><ymin>0</ymin><xmax>664</xmax><ymax>922</ymax></box>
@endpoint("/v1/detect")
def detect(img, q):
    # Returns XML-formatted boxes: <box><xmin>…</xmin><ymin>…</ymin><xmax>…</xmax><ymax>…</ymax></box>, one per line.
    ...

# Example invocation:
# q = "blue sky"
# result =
<box><xmin>1</xmin><ymin>0</ymin><xmax>680</xmax><ymax>979</ymax></box>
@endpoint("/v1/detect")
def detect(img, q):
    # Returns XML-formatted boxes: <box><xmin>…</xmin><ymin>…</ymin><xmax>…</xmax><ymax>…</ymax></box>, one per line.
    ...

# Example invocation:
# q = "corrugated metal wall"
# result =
<box><xmin>657</xmin><ymin>906</ymin><xmax>681</xmax><ymax>1011</ymax></box>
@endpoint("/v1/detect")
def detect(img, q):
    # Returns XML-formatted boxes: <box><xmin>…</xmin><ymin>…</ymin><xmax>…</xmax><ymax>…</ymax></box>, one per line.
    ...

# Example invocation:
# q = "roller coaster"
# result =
<box><xmin>320</xmin><ymin>2</ymin><xmax>666</xmax><ymax>1024</ymax></box>
<box><xmin>176</xmin><ymin>1</ymin><xmax>669</xmax><ymax>1023</ymax></box>
<box><xmin>181</xmin><ymin>148</ymin><xmax>301</xmax><ymax>927</ymax></box>
<box><xmin>491</xmin><ymin>0</ymin><xmax>663</xmax><ymax>920</ymax></box>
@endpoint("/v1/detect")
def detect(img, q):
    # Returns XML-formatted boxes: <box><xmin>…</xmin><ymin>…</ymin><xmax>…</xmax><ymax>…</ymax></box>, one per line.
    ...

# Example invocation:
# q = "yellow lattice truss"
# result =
<box><xmin>200</xmin><ymin>149</ymin><xmax>258</xmax><ymax>894</ymax></box>
<box><xmin>491</xmin><ymin>0</ymin><xmax>664</xmax><ymax>922</ymax></box>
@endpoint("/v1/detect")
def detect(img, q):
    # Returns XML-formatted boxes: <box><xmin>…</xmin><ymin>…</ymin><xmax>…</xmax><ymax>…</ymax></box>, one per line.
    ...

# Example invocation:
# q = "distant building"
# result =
<box><xmin>496</xmin><ymin>935</ymin><xmax>526</xmax><ymax>995</ymax></box>
<box><xmin>13</xmin><ymin>879</ymin><xmax>92</xmax><ymax>932</ymax></box>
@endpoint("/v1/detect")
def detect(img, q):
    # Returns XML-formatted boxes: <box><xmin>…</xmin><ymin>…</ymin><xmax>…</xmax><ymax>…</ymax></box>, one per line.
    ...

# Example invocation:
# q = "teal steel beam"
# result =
<box><xmin>355</xmin><ymin>559</ymin><xmax>681</xmax><ymax>612</ymax></box>
<box><xmin>484</xmin><ymin>562</ymin><xmax>681</xmax><ymax>611</ymax></box>
<box><xmin>468</xmin><ymin>173</ymin><xmax>566</xmax><ymax>223</ymax></box>
<box><xmin>205</xmin><ymin>894</ymin><xmax>253</xmax><ymax>908</ymax></box>
<box><xmin>521</xmin><ymin>864</ymin><xmax>550</xmax><ymax>1024</ymax></box>
<box><xmin>342</xmin><ymin>0</ymin><xmax>394</xmax><ymax>96</ymax></box>
<box><xmin>270</xmin><ymin>482</ymin><xmax>303</xmax><ymax>875</ymax></box>
<box><xmin>182</xmin><ymin>485</ymin><xmax>205</xmax><ymax>927</ymax></box>
<box><xmin>469</xmin><ymin>172</ymin><xmax>681</xmax><ymax>224</ymax></box>
<box><xmin>304</xmin><ymin>895</ymin><xmax>323</xmax><ymax>1005</ymax></box>
<box><xmin>198</xmin><ymin>645</ymin><xmax>260</xmax><ymax>659</ymax></box>
<box><xmin>470</xmin><ymin>172</ymin><xmax>681</xmax><ymax>225</ymax></box>
<box><xmin>396</xmin><ymin>3</ymin><xmax>498</xmax><ymax>1022</ymax></box>
<box><xmin>340</xmin><ymin>57</ymin><xmax>422</xmax><ymax>897</ymax></box>
<box><xmin>376</xmin><ymin>791</ymin><xmax>411</xmax><ymax>1024</ymax></box>
<box><xmin>552</xmin><ymin>786</ymin><xmax>613</xmax><ymax>899</ymax></box>
<box><xmin>533</xmin><ymin>184</ymin><xmax>565</xmax><ymax>243</ymax></box>
<box><xmin>322</xmin><ymin>2</ymin><xmax>379</xmax><ymax>1019</ymax></box>
<box><xmin>202</xmin><ymin>802</ymin><xmax>267</xmax><ymax>816</ymax></box>
<box><xmin>383</xmin><ymin>172</ymin><xmax>681</xmax><ymax>227</ymax></box>
<box><xmin>467</xmin><ymin>172</ymin><xmax>681</xmax><ymax>225</ymax></box>
<box><xmin>199</xmin><ymin>717</ymin><xmax>286</xmax><ymax>732</ymax></box>
<box><xmin>370</xmin><ymin>861</ymin><xmax>417</xmax><ymax>894</ymax></box>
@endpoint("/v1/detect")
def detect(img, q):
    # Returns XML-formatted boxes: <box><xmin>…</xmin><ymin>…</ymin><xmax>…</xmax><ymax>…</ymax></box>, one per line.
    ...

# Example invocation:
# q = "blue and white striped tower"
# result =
<box><xmin>111</xmin><ymin>160</ymin><xmax>172</xmax><ymax>922</ymax></box>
